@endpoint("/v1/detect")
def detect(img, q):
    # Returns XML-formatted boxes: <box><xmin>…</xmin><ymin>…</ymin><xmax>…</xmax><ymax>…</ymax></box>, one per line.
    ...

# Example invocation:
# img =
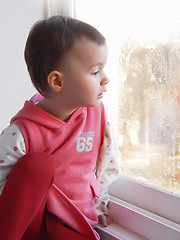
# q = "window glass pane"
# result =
<box><xmin>75</xmin><ymin>0</ymin><xmax>180</xmax><ymax>194</ymax></box>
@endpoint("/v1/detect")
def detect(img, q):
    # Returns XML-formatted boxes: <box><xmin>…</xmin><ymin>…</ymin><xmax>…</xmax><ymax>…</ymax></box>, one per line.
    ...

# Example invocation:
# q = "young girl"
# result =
<box><xmin>0</xmin><ymin>16</ymin><xmax>120</xmax><ymax>240</ymax></box>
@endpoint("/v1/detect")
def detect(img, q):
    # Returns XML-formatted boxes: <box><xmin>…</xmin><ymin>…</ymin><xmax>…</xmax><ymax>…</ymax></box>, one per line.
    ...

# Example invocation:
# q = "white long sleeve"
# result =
<box><xmin>0</xmin><ymin>124</ymin><xmax>26</xmax><ymax>195</ymax></box>
<box><xmin>95</xmin><ymin>106</ymin><xmax>120</xmax><ymax>215</ymax></box>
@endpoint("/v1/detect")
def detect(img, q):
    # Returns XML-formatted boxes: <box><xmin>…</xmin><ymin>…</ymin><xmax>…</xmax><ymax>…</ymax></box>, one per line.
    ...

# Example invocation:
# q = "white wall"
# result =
<box><xmin>0</xmin><ymin>0</ymin><xmax>75</xmax><ymax>131</ymax></box>
<box><xmin>0</xmin><ymin>0</ymin><xmax>48</xmax><ymax>131</ymax></box>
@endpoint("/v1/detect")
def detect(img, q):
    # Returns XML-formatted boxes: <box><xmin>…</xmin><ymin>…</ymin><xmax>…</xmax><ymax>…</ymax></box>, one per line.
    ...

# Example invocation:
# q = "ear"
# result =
<box><xmin>47</xmin><ymin>71</ymin><xmax>63</xmax><ymax>92</ymax></box>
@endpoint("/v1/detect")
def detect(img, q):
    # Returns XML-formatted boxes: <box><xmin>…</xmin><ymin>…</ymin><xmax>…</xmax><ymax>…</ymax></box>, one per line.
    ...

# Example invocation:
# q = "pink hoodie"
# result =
<box><xmin>11</xmin><ymin>94</ymin><xmax>105</xmax><ymax>239</ymax></box>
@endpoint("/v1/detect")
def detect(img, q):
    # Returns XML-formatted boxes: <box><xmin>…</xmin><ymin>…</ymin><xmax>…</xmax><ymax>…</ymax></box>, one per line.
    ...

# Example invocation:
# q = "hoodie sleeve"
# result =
<box><xmin>95</xmin><ymin>106</ymin><xmax>120</xmax><ymax>216</ymax></box>
<box><xmin>0</xmin><ymin>124</ymin><xmax>26</xmax><ymax>195</ymax></box>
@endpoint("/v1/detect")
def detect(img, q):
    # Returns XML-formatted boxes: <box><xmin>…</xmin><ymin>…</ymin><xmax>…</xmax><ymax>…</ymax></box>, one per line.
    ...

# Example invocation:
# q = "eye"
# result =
<box><xmin>91</xmin><ymin>70</ymin><xmax>99</xmax><ymax>76</ymax></box>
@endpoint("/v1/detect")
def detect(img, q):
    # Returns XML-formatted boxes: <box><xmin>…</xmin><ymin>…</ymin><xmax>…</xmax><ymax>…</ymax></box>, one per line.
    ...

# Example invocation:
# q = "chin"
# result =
<box><xmin>88</xmin><ymin>100</ymin><xmax>101</xmax><ymax>107</ymax></box>
<box><xmin>80</xmin><ymin>99</ymin><xmax>101</xmax><ymax>108</ymax></box>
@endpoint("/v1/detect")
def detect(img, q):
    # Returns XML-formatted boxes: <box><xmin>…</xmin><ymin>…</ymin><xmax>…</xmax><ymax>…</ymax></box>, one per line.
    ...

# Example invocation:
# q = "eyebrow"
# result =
<box><xmin>88</xmin><ymin>62</ymin><xmax>104</xmax><ymax>69</ymax></box>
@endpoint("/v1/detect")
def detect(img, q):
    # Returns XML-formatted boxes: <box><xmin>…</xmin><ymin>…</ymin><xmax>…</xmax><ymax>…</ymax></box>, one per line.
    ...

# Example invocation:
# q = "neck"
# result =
<box><xmin>37</xmin><ymin>98</ymin><xmax>77</xmax><ymax>122</ymax></box>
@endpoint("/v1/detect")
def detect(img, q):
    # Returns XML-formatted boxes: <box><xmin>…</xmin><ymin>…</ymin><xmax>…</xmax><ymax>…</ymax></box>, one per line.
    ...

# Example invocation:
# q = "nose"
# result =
<box><xmin>100</xmin><ymin>73</ymin><xmax>109</xmax><ymax>86</ymax></box>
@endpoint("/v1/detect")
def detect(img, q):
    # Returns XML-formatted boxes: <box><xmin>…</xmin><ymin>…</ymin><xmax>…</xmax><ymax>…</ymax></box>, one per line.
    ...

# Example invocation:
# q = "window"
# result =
<box><xmin>75</xmin><ymin>0</ymin><xmax>180</xmax><ymax>195</ymax></box>
<box><xmin>74</xmin><ymin>1</ymin><xmax>180</xmax><ymax>238</ymax></box>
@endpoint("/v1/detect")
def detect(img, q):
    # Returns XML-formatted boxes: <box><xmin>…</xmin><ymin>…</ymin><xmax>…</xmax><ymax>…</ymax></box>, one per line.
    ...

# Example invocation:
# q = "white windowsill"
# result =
<box><xmin>95</xmin><ymin>222</ymin><xmax>146</xmax><ymax>240</ymax></box>
<box><xmin>109</xmin><ymin>196</ymin><xmax>180</xmax><ymax>240</ymax></box>
<box><xmin>95</xmin><ymin>192</ymin><xmax>180</xmax><ymax>239</ymax></box>
<box><xmin>109</xmin><ymin>175</ymin><xmax>180</xmax><ymax>224</ymax></box>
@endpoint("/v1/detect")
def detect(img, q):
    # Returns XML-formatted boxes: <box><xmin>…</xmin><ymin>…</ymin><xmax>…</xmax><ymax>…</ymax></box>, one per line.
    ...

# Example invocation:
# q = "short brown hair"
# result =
<box><xmin>24</xmin><ymin>16</ymin><xmax>106</xmax><ymax>94</ymax></box>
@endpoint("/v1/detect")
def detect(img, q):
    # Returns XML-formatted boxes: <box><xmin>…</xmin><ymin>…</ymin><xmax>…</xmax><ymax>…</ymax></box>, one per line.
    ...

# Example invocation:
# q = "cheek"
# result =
<box><xmin>81</xmin><ymin>84</ymin><xmax>98</xmax><ymax>99</ymax></box>
<box><xmin>87</xmin><ymin>85</ymin><xmax>97</xmax><ymax>95</ymax></box>
<box><xmin>81</xmin><ymin>78</ymin><xmax>98</xmax><ymax>94</ymax></box>
<box><xmin>65</xmin><ymin>71</ymin><xmax>98</xmax><ymax>97</ymax></box>
<box><xmin>71</xmin><ymin>82</ymin><xmax>97</xmax><ymax>102</ymax></box>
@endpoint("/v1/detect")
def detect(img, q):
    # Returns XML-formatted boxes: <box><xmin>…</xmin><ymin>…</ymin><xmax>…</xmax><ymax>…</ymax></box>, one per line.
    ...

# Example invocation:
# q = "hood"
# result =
<box><xmin>11</xmin><ymin>93</ymin><xmax>84</xmax><ymax>130</ymax></box>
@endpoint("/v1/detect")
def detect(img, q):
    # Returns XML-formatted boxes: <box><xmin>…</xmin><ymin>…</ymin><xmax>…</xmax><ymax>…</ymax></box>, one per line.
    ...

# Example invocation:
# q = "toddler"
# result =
<box><xmin>0</xmin><ymin>16</ymin><xmax>120</xmax><ymax>240</ymax></box>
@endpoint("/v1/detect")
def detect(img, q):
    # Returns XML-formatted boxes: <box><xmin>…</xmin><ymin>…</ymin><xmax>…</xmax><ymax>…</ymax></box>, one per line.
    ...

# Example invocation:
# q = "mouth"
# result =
<box><xmin>98</xmin><ymin>89</ymin><xmax>107</xmax><ymax>99</ymax></box>
<box><xmin>98</xmin><ymin>93</ymin><xmax>104</xmax><ymax>99</ymax></box>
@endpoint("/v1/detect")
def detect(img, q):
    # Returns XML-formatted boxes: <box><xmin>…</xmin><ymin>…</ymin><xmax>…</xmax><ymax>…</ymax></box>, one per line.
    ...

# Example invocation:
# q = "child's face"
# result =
<box><xmin>59</xmin><ymin>38</ymin><xmax>109</xmax><ymax>108</ymax></box>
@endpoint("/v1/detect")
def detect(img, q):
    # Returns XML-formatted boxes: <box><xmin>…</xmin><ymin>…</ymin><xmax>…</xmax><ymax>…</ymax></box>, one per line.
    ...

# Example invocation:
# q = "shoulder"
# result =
<box><xmin>0</xmin><ymin>124</ymin><xmax>26</xmax><ymax>195</ymax></box>
<box><xmin>0</xmin><ymin>124</ymin><xmax>23</xmax><ymax>140</ymax></box>
<box><xmin>0</xmin><ymin>124</ymin><xmax>26</xmax><ymax>156</ymax></box>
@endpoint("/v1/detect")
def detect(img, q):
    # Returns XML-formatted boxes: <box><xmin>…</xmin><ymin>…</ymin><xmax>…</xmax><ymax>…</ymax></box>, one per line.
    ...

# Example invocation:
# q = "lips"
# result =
<box><xmin>98</xmin><ymin>93</ymin><xmax>104</xmax><ymax>99</ymax></box>
<box><xmin>98</xmin><ymin>88</ymin><xmax>107</xmax><ymax>99</ymax></box>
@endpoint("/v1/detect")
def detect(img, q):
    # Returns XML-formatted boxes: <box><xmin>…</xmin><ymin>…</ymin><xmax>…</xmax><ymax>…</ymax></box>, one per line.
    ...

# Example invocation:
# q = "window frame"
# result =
<box><xmin>46</xmin><ymin>0</ymin><xmax>75</xmax><ymax>17</ymax></box>
<box><xmin>95</xmin><ymin>193</ymin><xmax>180</xmax><ymax>239</ymax></box>
<box><xmin>109</xmin><ymin>174</ymin><xmax>180</xmax><ymax>223</ymax></box>
<box><xmin>106</xmin><ymin>175</ymin><xmax>180</xmax><ymax>238</ymax></box>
